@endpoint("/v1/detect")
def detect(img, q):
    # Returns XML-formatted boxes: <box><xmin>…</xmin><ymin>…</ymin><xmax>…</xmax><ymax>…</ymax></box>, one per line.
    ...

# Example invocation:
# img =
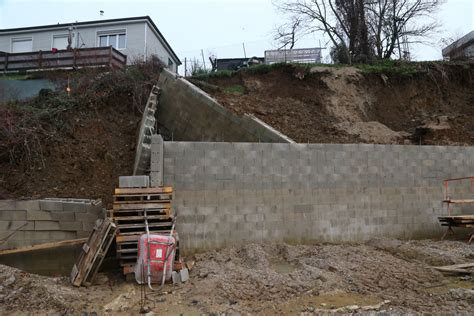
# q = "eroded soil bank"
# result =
<box><xmin>196</xmin><ymin>62</ymin><xmax>474</xmax><ymax>145</ymax></box>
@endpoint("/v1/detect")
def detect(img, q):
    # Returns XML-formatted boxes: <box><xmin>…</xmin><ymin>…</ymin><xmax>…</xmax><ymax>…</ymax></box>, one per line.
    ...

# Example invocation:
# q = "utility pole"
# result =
<box><xmin>201</xmin><ymin>49</ymin><xmax>206</xmax><ymax>71</ymax></box>
<box><xmin>242</xmin><ymin>42</ymin><xmax>247</xmax><ymax>58</ymax></box>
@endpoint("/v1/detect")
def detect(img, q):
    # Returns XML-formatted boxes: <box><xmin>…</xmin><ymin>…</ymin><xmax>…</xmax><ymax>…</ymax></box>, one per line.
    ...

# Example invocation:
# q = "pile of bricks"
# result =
<box><xmin>0</xmin><ymin>198</ymin><xmax>103</xmax><ymax>249</ymax></box>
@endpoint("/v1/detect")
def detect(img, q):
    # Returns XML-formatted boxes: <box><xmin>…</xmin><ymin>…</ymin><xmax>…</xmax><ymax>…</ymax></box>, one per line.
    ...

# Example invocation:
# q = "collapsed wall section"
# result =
<box><xmin>162</xmin><ymin>142</ymin><xmax>474</xmax><ymax>252</ymax></box>
<box><xmin>156</xmin><ymin>69</ymin><xmax>294</xmax><ymax>143</ymax></box>
<box><xmin>0</xmin><ymin>198</ymin><xmax>103</xmax><ymax>250</ymax></box>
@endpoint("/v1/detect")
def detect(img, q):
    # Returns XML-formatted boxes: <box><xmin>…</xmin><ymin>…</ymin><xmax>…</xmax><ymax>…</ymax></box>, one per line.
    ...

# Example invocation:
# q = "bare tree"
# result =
<box><xmin>366</xmin><ymin>0</ymin><xmax>443</xmax><ymax>59</ymax></box>
<box><xmin>273</xmin><ymin>0</ymin><xmax>351</xmax><ymax>62</ymax></box>
<box><xmin>273</xmin><ymin>0</ymin><xmax>443</xmax><ymax>62</ymax></box>
<box><xmin>273</xmin><ymin>16</ymin><xmax>303</xmax><ymax>49</ymax></box>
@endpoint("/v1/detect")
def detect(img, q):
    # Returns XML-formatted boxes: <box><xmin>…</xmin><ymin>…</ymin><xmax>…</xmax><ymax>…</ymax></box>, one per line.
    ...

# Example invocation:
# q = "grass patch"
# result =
<box><xmin>224</xmin><ymin>85</ymin><xmax>246</xmax><ymax>94</ymax></box>
<box><xmin>355</xmin><ymin>60</ymin><xmax>419</xmax><ymax>76</ymax></box>
<box><xmin>191</xmin><ymin>69</ymin><xmax>234</xmax><ymax>80</ymax></box>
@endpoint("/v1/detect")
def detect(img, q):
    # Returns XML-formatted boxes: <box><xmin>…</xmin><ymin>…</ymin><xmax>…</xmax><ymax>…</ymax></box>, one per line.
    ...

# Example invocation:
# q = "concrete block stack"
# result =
<box><xmin>0</xmin><ymin>198</ymin><xmax>104</xmax><ymax>250</ymax></box>
<box><xmin>133</xmin><ymin>85</ymin><xmax>161</xmax><ymax>175</ymax></box>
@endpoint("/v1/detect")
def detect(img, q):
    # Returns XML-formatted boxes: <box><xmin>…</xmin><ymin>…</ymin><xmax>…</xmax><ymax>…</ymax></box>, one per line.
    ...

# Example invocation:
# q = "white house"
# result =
<box><xmin>442</xmin><ymin>31</ymin><xmax>474</xmax><ymax>61</ymax></box>
<box><xmin>0</xmin><ymin>16</ymin><xmax>181</xmax><ymax>72</ymax></box>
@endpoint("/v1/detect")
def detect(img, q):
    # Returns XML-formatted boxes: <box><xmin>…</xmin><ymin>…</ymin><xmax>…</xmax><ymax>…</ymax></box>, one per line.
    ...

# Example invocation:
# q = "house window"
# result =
<box><xmin>98</xmin><ymin>32</ymin><xmax>126</xmax><ymax>49</ymax></box>
<box><xmin>11</xmin><ymin>37</ymin><xmax>32</xmax><ymax>53</ymax></box>
<box><xmin>52</xmin><ymin>34</ymin><xmax>69</xmax><ymax>50</ymax></box>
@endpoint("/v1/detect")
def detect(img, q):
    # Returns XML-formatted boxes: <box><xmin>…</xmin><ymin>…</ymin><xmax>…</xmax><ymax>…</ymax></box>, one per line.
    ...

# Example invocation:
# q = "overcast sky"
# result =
<box><xmin>0</xmin><ymin>0</ymin><xmax>473</xmax><ymax>69</ymax></box>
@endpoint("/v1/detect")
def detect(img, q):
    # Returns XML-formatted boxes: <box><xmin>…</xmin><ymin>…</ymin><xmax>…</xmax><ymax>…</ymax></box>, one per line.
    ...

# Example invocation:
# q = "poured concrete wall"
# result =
<box><xmin>162</xmin><ymin>142</ymin><xmax>474</xmax><ymax>252</ymax></box>
<box><xmin>156</xmin><ymin>69</ymin><xmax>293</xmax><ymax>143</ymax></box>
<box><xmin>0</xmin><ymin>198</ymin><xmax>103</xmax><ymax>250</ymax></box>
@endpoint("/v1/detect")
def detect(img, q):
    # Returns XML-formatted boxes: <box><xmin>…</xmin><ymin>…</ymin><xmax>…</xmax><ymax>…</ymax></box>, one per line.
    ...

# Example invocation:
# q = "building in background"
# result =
<box><xmin>264</xmin><ymin>48</ymin><xmax>322</xmax><ymax>64</ymax></box>
<box><xmin>442</xmin><ymin>31</ymin><xmax>474</xmax><ymax>61</ymax></box>
<box><xmin>0</xmin><ymin>16</ymin><xmax>181</xmax><ymax>72</ymax></box>
<box><xmin>214</xmin><ymin>57</ymin><xmax>264</xmax><ymax>71</ymax></box>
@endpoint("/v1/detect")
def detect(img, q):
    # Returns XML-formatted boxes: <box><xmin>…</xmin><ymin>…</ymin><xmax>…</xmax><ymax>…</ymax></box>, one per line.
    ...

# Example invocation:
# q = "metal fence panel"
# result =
<box><xmin>265</xmin><ymin>48</ymin><xmax>322</xmax><ymax>64</ymax></box>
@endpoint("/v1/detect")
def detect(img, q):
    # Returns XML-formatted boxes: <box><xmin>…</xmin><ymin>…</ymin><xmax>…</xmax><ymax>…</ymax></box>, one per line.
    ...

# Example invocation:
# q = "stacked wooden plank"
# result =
<box><xmin>438</xmin><ymin>215</ymin><xmax>474</xmax><ymax>243</ymax></box>
<box><xmin>439</xmin><ymin>215</ymin><xmax>474</xmax><ymax>228</ymax></box>
<box><xmin>71</xmin><ymin>218</ymin><xmax>117</xmax><ymax>287</ymax></box>
<box><xmin>110</xmin><ymin>186</ymin><xmax>178</xmax><ymax>275</ymax></box>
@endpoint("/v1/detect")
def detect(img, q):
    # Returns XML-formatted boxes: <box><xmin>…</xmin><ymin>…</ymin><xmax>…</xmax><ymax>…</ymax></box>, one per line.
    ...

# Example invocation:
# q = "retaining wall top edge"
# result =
<box><xmin>162</xmin><ymin>141</ymin><xmax>474</xmax><ymax>150</ymax></box>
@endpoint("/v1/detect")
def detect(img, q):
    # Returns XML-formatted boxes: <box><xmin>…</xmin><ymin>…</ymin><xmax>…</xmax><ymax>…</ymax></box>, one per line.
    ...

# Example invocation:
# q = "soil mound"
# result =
<box><xmin>196</xmin><ymin>61</ymin><xmax>474</xmax><ymax>145</ymax></box>
<box><xmin>0</xmin><ymin>64</ymin><xmax>161</xmax><ymax>205</ymax></box>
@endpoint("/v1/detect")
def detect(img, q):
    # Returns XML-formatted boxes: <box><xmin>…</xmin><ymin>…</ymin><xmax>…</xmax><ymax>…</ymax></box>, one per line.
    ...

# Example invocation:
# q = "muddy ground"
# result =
<box><xmin>1</xmin><ymin>239</ymin><xmax>473</xmax><ymax>314</ymax></box>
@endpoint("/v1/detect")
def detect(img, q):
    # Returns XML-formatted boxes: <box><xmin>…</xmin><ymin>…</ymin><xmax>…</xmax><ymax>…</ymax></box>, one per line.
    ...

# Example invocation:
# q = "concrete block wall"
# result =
<box><xmin>156</xmin><ymin>69</ymin><xmax>294</xmax><ymax>143</ymax></box>
<box><xmin>162</xmin><ymin>142</ymin><xmax>474</xmax><ymax>252</ymax></box>
<box><xmin>0</xmin><ymin>198</ymin><xmax>103</xmax><ymax>250</ymax></box>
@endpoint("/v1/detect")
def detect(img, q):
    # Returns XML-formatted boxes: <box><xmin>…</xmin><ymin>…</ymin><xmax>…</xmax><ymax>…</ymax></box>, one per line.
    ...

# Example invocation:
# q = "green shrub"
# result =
<box><xmin>224</xmin><ymin>85</ymin><xmax>246</xmax><ymax>94</ymax></box>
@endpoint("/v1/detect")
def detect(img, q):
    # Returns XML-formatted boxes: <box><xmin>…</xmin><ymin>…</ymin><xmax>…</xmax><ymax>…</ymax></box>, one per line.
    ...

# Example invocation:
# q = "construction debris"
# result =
<box><xmin>0</xmin><ymin>238</ymin><xmax>87</xmax><ymax>255</ymax></box>
<box><xmin>70</xmin><ymin>218</ymin><xmax>117</xmax><ymax>287</ymax></box>
<box><xmin>439</xmin><ymin>176</ymin><xmax>474</xmax><ymax>242</ymax></box>
<box><xmin>432</xmin><ymin>263</ymin><xmax>474</xmax><ymax>274</ymax></box>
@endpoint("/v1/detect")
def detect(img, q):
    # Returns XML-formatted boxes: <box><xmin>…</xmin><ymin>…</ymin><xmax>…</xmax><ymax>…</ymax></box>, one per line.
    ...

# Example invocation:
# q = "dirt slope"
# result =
<box><xmin>1</xmin><ymin>106</ymin><xmax>139</xmax><ymax>205</ymax></box>
<box><xmin>196</xmin><ymin>62</ymin><xmax>474</xmax><ymax>145</ymax></box>
<box><xmin>0</xmin><ymin>65</ymin><xmax>160</xmax><ymax>205</ymax></box>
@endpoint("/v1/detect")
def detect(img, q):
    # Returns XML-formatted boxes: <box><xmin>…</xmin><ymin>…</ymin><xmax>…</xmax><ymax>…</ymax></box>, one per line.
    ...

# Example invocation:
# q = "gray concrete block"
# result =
<box><xmin>0</xmin><ymin>200</ymin><xmax>16</xmax><ymax>211</ymax></box>
<box><xmin>0</xmin><ymin>210</ymin><xmax>27</xmax><ymax>221</ymax></box>
<box><xmin>0</xmin><ymin>221</ymin><xmax>34</xmax><ymax>231</ymax></box>
<box><xmin>26</xmin><ymin>211</ymin><xmax>53</xmax><ymax>221</ymax></box>
<box><xmin>82</xmin><ymin>221</ymin><xmax>97</xmax><ymax>231</ymax></box>
<box><xmin>35</xmin><ymin>221</ymin><xmax>60</xmax><ymax>231</ymax></box>
<box><xmin>119</xmin><ymin>175</ymin><xmax>150</xmax><ymax>188</ymax></box>
<box><xmin>172</xmin><ymin>271</ymin><xmax>181</xmax><ymax>284</ymax></box>
<box><xmin>294</xmin><ymin>204</ymin><xmax>314</xmax><ymax>213</ymax></box>
<box><xmin>59</xmin><ymin>221</ymin><xmax>83</xmax><ymax>231</ymax></box>
<box><xmin>39</xmin><ymin>200</ymin><xmax>63</xmax><ymax>212</ymax></box>
<box><xmin>49</xmin><ymin>231</ymin><xmax>77</xmax><ymax>240</ymax></box>
<box><xmin>77</xmin><ymin>230</ymin><xmax>91</xmax><ymax>238</ymax></box>
<box><xmin>180</xmin><ymin>268</ymin><xmax>189</xmax><ymax>282</ymax></box>
<box><xmin>15</xmin><ymin>200</ymin><xmax>40</xmax><ymax>211</ymax></box>
<box><xmin>49</xmin><ymin>212</ymin><xmax>75</xmax><ymax>221</ymax></box>
<box><xmin>21</xmin><ymin>231</ymin><xmax>51</xmax><ymax>240</ymax></box>
<box><xmin>62</xmin><ymin>202</ymin><xmax>87</xmax><ymax>213</ymax></box>
<box><xmin>75</xmin><ymin>212</ymin><xmax>100</xmax><ymax>223</ymax></box>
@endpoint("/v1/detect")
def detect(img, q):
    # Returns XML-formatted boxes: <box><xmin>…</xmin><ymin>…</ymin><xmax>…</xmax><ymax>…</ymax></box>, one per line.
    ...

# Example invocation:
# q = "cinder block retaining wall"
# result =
<box><xmin>157</xmin><ymin>69</ymin><xmax>293</xmax><ymax>143</ymax></box>
<box><xmin>163</xmin><ymin>142</ymin><xmax>474</xmax><ymax>252</ymax></box>
<box><xmin>0</xmin><ymin>198</ymin><xmax>103</xmax><ymax>250</ymax></box>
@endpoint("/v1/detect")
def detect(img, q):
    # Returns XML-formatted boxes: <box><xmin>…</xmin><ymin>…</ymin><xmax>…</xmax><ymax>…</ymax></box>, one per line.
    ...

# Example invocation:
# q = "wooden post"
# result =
<box><xmin>109</xmin><ymin>46</ymin><xmax>113</xmax><ymax>69</ymax></box>
<box><xmin>38</xmin><ymin>50</ymin><xmax>43</xmax><ymax>69</ymax></box>
<box><xmin>73</xmin><ymin>49</ymin><xmax>77</xmax><ymax>69</ymax></box>
<box><xmin>201</xmin><ymin>49</ymin><xmax>206</xmax><ymax>71</ymax></box>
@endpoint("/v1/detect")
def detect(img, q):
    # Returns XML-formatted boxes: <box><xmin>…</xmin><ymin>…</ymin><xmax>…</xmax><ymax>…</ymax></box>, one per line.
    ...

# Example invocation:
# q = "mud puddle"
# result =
<box><xmin>424</xmin><ymin>276</ymin><xmax>474</xmax><ymax>295</ymax></box>
<box><xmin>282</xmin><ymin>291</ymin><xmax>382</xmax><ymax>314</ymax></box>
<box><xmin>269</xmin><ymin>257</ymin><xmax>296</xmax><ymax>274</ymax></box>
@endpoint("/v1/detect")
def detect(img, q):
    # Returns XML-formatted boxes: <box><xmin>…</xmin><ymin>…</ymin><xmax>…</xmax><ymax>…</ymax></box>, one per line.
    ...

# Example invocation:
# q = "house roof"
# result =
<box><xmin>0</xmin><ymin>16</ymin><xmax>181</xmax><ymax>65</ymax></box>
<box><xmin>442</xmin><ymin>31</ymin><xmax>474</xmax><ymax>57</ymax></box>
